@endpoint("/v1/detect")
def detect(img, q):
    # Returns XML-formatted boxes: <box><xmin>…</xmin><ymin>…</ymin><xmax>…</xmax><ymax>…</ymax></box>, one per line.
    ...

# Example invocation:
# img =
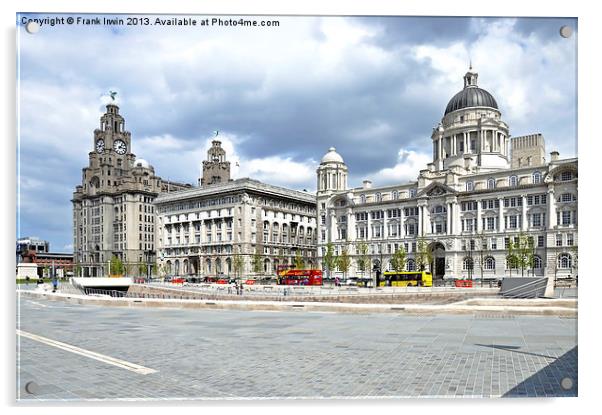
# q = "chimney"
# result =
<box><xmin>550</xmin><ymin>151</ymin><xmax>559</xmax><ymax>162</ymax></box>
<box><xmin>362</xmin><ymin>180</ymin><xmax>372</xmax><ymax>189</ymax></box>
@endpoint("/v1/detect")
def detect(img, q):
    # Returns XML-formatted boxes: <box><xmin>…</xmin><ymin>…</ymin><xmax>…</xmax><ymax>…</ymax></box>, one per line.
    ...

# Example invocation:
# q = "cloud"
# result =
<box><xmin>16</xmin><ymin>15</ymin><xmax>577</xmax><ymax>251</ymax></box>
<box><xmin>361</xmin><ymin>148</ymin><xmax>432</xmax><ymax>186</ymax></box>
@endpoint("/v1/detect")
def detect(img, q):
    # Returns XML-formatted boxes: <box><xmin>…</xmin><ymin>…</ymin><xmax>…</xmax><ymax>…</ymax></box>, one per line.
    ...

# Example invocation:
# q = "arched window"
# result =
<box><xmin>487</xmin><ymin>178</ymin><xmax>496</xmax><ymax>189</ymax></box>
<box><xmin>533</xmin><ymin>255</ymin><xmax>543</xmax><ymax>269</ymax></box>
<box><xmin>532</xmin><ymin>171</ymin><xmax>542</xmax><ymax>184</ymax></box>
<box><xmin>406</xmin><ymin>259</ymin><xmax>416</xmax><ymax>271</ymax></box>
<box><xmin>466</xmin><ymin>181</ymin><xmax>474</xmax><ymax>192</ymax></box>
<box><xmin>463</xmin><ymin>257</ymin><xmax>474</xmax><ymax>271</ymax></box>
<box><xmin>375</xmin><ymin>192</ymin><xmax>382</xmax><ymax>202</ymax></box>
<box><xmin>484</xmin><ymin>256</ymin><xmax>495</xmax><ymax>270</ymax></box>
<box><xmin>509</xmin><ymin>175</ymin><xmax>518</xmax><ymax>187</ymax></box>
<box><xmin>409</xmin><ymin>188</ymin><xmax>417</xmax><ymax>198</ymax></box>
<box><xmin>558</xmin><ymin>253</ymin><xmax>572</xmax><ymax>269</ymax></box>
<box><xmin>360</xmin><ymin>194</ymin><xmax>366</xmax><ymax>204</ymax></box>
<box><xmin>392</xmin><ymin>190</ymin><xmax>399</xmax><ymax>200</ymax></box>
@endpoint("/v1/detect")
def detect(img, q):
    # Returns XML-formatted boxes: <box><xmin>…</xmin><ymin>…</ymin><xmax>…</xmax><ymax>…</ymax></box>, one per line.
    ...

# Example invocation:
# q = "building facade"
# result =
<box><xmin>154</xmin><ymin>144</ymin><xmax>317</xmax><ymax>278</ymax></box>
<box><xmin>317</xmin><ymin>68</ymin><xmax>578</xmax><ymax>281</ymax></box>
<box><xmin>72</xmin><ymin>104</ymin><xmax>191</xmax><ymax>277</ymax></box>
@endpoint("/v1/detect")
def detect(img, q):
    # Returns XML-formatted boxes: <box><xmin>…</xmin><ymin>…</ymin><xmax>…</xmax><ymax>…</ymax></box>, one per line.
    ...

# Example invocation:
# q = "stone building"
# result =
<box><xmin>200</xmin><ymin>140</ymin><xmax>232</xmax><ymax>187</ymax></box>
<box><xmin>72</xmin><ymin>104</ymin><xmax>191</xmax><ymax>277</ymax></box>
<box><xmin>316</xmin><ymin>67</ymin><xmax>578</xmax><ymax>282</ymax></box>
<box><xmin>154</xmin><ymin>145</ymin><xmax>317</xmax><ymax>279</ymax></box>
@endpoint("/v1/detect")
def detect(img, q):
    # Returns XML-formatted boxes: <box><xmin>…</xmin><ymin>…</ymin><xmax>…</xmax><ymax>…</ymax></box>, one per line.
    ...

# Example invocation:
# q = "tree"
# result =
<box><xmin>415</xmin><ymin>237</ymin><xmax>433</xmax><ymax>272</ymax></box>
<box><xmin>390</xmin><ymin>246</ymin><xmax>407</xmax><ymax>272</ymax></box>
<box><xmin>337</xmin><ymin>246</ymin><xmax>351</xmax><ymax>279</ymax></box>
<box><xmin>475</xmin><ymin>231</ymin><xmax>490</xmax><ymax>284</ymax></box>
<box><xmin>73</xmin><ymin>264</ymin><xmax>81</xmax><ymax>278</ymax></box>
<box><xmin>294</xmin><ymin>250</ymin><xmax>305</xmax><ymax>269</ymax></box>
<box><xmin>356</xmin><ymin>241</ymin><xmax>370</xmax><ymax>276</ymax></box>
<box><xmin>109</xmin><ymin>256</ymin><xmax>124</xmax><ymax>276</ymax></box>
<box><xmin>322</xmin><ymin>242</ymin><xmax>336</xmax><ymax>279</ymax></box>
<box><xmin>138</xmin><ymin>262</ymin><xmax>147</xmax><ymax>277</ymax></box>
<box><xmin>512</xmin><ymin>232</ymin><xmax>535</xmax><ymax>277</ymax></box>
<box><xmin>233</xmin><ymin>252</ymin><xmax>244</xmax><ymax>279</ymax></box>
<box><xmin>251</xmin><ymin>251</ymin><xmax>263</xmax><ymax>274</ymax></box>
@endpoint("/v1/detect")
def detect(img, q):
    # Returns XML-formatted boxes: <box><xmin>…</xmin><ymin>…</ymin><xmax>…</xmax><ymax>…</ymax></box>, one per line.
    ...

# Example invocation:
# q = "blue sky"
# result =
<box><xmin>16</xmin><ymin>14</ymin><xmax>577</xmax><ymax>252</ymax></box>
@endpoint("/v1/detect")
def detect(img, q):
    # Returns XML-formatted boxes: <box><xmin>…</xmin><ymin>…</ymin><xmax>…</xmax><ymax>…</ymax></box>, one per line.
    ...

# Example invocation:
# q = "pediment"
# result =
<box><xmin>418</xmin><ymin>182</ymin><xmax>457</xmax><ymax>198</ymax></box>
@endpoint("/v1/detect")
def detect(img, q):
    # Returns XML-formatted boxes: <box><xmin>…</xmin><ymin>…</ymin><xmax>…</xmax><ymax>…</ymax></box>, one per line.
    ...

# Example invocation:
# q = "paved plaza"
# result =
<box><xmin>16</xmin><ymin>296</ymin><xmax>577</xmax><ymax>401</ymax></box>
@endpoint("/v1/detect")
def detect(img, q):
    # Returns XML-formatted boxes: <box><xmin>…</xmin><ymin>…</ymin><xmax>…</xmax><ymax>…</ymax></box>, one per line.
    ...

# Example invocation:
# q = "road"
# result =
<box><xmin>16</xmin><ymin>295</ymin><xmax>577</xmax><ymax>400</ymax></box>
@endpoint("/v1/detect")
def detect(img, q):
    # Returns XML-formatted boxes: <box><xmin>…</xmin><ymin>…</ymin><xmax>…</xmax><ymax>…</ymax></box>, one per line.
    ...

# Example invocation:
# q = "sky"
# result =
<box><xmin>16</xmin><ymin>14</ymin><xmax>577</xmax><ymax>252</ymax></box>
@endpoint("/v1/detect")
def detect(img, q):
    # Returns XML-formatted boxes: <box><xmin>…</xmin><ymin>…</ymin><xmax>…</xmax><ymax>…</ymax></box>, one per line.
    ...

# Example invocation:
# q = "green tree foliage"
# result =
<box><xmin>109</xmin><ymin>256</ymin><xmax>124</xmax><ymax>276</ymax></box>
<box><xmin>356</xmin><ymin>241</ymin><xmax>369</xmax><ymax>274</ymax></box>
<box><xmin>322</xmin><ymin>242</ymin><xmax>336</xmax><ymax>278</ymax></box>
<box><xmin>294</xmin><ymin>251</ymin><xmax>305</xmax><ymax>269</ymax></box>
<box><xmin>251</xmin><ymin>252</ymin><xmax>263</xmax><ymax>274</ymax></box>
<box><xmin>415</xmin><ymin>237</ymin><xmax>433</xmax><ymax>271</ymax></box>
<box><xmin>337</xmin><ymin>246</ymin><xmax>351</xmax><ymax>278</ymax></box>
<box><xmin>390</xmin><ymin>246</ymin><xmax>407</xmax><ymax>272</ymax></box>
<box><xmin>233</xmin><ymin>252</ymin><xmax>244</xmax><ymax>278</ymax></box>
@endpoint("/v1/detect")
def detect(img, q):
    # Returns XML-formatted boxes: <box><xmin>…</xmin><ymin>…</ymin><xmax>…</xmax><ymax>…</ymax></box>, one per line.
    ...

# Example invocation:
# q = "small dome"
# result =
<box><xmin>134</xmin><ymin>159</ymin><xmax>151</xmax><ymax>168</ymax></box>
<box><xmin>320</xmin><ymin>147</ymin><xmax>344</xmax><ymax>164</ymax></box>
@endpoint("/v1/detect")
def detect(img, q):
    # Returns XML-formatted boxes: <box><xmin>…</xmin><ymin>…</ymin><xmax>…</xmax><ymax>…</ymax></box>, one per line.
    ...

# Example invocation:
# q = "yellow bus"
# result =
<box><xmin>380</xmin><ymin>271</ymin><xmax>433</xmax><ymax>287</ymax></box>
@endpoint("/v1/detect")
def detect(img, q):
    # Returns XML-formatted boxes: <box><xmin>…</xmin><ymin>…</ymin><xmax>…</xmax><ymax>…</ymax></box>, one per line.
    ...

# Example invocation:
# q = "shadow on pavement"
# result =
<box><xmin>502</xmin><ymin>346</ymin><xmax>577</xmax><ymax>397</ymax></box>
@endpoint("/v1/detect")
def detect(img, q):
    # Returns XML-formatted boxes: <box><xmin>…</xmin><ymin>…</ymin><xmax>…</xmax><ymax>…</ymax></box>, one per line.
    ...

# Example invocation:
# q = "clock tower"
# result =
<box><xmin>200</xmin><ymin>140</ymin><xmax>231</xmax><ymax>187</ymax></box>
<box><xmin>72</xmin><ymin>103</ymin><xmax>191</xmax><ymax>278</ymax></box>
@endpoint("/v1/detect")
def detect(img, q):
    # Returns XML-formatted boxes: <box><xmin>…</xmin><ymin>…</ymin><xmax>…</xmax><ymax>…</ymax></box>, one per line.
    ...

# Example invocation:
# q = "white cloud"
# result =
<box><xmin>366</xmin><ymin>148</ymin><xmax>431</xmax><ymax>184</ymax></box>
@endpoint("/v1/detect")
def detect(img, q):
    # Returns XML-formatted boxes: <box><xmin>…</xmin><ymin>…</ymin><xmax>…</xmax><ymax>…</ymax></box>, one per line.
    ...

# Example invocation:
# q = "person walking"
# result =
<box><xmin>52</xmin><ymin>275</ymin><xmax>58</xmax><ymax>293</ymax></box>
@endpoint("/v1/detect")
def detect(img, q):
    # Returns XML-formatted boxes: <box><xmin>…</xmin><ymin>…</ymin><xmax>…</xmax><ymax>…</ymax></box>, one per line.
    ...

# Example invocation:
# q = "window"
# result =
<box><xmin>375</xmin><ymin>193</ymin><xmax>382</xmax><ymax>202</ymax></box>
<box><xmin>532</xmin><ymin>171</ymin><xmax>542</xmax><ymax>184</ymax></box>
<box><xmin>557</xmin><ymin>254</ymin><xmax>572</xmax><ymax>269</ymax></box>
<box><xmin>560</xmin><ymin>171</ymin><xmax>573</xmax><ymax>181</ymax></box>
<box><xmin>360</xmin><ymin>194</ymin><xmax>366</xmax><ymax>204</ymax></box>
<box><xmin>466</xmin><ymin>181</ymin><xmax>474</xmax><ymax>192</ymax></box>
<box><xmin>509</xmin><ymin>176</ymin><xmax>518</xmax><ymax>187</ymax></box>
<box><xmin>490</xmin><ymin>237</ymin><xmax>497</xmax><ymax>250</ymax></box>
<box><xmin>538</xmin><ymin>235</ymin><xmax>545</xmax><ymax>248</ymax></box>
<box><xmin>487</xmin><ymin>178</ymin><xmax>496</xmax><ymax>189</ymax></box>
<box><xmin>559</xmin><ymin>193</ymin><xmax>575</xmax><ymax>202</ymax></box>
<box><xmin>556</xmin><ymin>234</ymin><xmax>563</xmax><ymax>247</ymax></box>
<box><xmin>406</xmin><ymin>259</ymin><xmax>416</xmax><ymax>271</ymax></box>
<box><xmin>409</xmin><ymin>189</ymin><xmax>417</xmax><ymax>198</ymax></box>
<box><xmin>567</xmin><ymin>233</ymin><xmax>574</xmax><ymax>246</ymax></box>
<box><xmin>533</xmin><ymin>255</ymin><xmax>543</xmax><ymax>269</ymax></box>
<box><xmin>484</xmin><ymin>257</ymin><xmax>495</xmax><ymax>270</ymax></box>
<box><xmin>463</xmin><ymin>257</ymin><xmax>474</xmax><ymax>271</ymax></box>
<box><xmin>392</xmin><ymin>191</ymin><xmax>399</xmax><ymax>200</ymax></box>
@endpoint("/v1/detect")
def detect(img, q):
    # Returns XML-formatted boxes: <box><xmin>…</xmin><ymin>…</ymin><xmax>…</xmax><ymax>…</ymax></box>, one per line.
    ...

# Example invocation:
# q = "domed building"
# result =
<box><xmin>316</xmin><ymin>67</ymin><xmax>578</xmax><ymax>285</ymax></box>
<box><xmin>432</xmin><ymin>67</ymin><xmax>510</xmax><ymax>172</ymax></box>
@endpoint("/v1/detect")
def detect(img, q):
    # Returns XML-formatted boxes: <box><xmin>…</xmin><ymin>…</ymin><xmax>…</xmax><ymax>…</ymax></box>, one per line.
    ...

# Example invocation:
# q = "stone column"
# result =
<box><xmin>547</xmin><ymin>185</ymin><xmax>556</xmax><ymax>229</ymax></box>
<box><xmin>476</xmin><ymin>200</ymin><xmax>482</xmax><ymax>232</ymax></box>
<box><xmin>498</xmin><ymin>197</ymin><xmax>504</xmax><ymax>232</ymax></box>
<box><xmin>446</xmin><ymin>203</ymin><xmax>452</xmax><ymax>234</ymax></box>
<box><xmin>399</xmin><ymin>206</ymin><xmax>406</xmax><ymax>238</ymax></box>
<box><xmin>347</xmin><ymin>208</ymin><xmax>356</xmax><ymax>241</ymax></box>
<box><xmin>521</xmin><ymin>194</ymin><xmax>528</xmax><ymax>231</ymax></box>
<box><xmin>329</xmin><ymin>211</ymin><xmax>337</xmax><ymax>242</ymax></box>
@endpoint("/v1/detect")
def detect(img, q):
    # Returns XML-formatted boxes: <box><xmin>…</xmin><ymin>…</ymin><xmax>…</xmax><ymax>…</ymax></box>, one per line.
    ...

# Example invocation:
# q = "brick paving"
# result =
<box><xmin>16</xmin><ymin>296</ymin><xmax>577</xmax><ymax>401</ymax></box>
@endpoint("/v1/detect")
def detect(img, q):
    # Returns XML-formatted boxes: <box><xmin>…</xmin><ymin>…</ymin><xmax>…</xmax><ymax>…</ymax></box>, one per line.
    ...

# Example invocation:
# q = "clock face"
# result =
<box><xmin>96</xmin><ymin>139</ymin><xmax>105</xmax><ymax>153</ymax></box>
<box><xmin>113</xmin><ymin>139</ymin><xmax>127</xmax><ymax>155</ymax></box>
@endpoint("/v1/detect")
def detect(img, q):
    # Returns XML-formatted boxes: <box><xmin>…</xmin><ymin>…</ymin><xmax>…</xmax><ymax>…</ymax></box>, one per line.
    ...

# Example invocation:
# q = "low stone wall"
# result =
<box><xmin>128</xmin><ymin>284</ymin><xmax>499</xmax><ymax>305</ymax></box>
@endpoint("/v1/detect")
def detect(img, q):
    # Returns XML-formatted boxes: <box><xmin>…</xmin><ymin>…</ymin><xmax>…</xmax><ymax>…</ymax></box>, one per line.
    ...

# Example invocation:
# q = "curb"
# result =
<box><xmin>18</xmin><ymin>290</ymin><xmax>577</xmax><ymax>317</ymax></box>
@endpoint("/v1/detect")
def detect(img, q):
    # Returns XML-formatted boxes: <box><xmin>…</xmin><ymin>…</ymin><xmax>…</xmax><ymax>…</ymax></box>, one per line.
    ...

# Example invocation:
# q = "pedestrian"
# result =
<box><xmin>52</xmin><ymin>276</ymin><xmax>58</xmax><ymax>293</ymax></box>
<box><xmin>239</xmin><ymin>283</ymin><xmax>244</xmax><ymax>296</ymax></box>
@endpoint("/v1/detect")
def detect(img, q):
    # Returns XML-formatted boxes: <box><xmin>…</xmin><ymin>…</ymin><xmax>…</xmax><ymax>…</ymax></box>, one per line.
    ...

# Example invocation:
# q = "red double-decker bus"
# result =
<box><xmin>278</xmin><ymin>269</ymin><xmax>323</xmax><ymax>286</ymax></box>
